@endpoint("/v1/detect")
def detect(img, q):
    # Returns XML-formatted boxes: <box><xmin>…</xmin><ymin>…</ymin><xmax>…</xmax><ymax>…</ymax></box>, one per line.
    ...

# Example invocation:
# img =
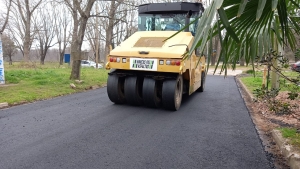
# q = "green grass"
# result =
<box><xmin>279</xmin><ymin>128</ymin><xmax>300</xmax><ymax>148</ymax></box>
<box><xmin>240</xmin><ymin>76</ymin><xmax>263</xmax><ymax>92</ymax></box>
<box><xmin>240</xmin><ymin>70</ymin><xmax>300</xmax><ymax>92</ymax></box>
<box><xmin>0</xmin><ymin>62</ymin><xmax>108</xmax><ymax>105</ymax></box>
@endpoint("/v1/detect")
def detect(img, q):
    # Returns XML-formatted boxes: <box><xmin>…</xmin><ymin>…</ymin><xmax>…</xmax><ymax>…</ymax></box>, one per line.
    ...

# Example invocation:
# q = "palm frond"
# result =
<box><xmin>190</xmin><ymin>0</ymin><xmax>300</xmax><ymax>74</ymax></box>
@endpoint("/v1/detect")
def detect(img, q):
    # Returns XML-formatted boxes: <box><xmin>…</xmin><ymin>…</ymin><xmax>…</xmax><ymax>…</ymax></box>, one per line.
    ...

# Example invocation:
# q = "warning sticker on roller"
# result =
<box><xmin>130</xmin><ymin>58</ymin><xmax>157</xmax><ymax>71</ymax></box>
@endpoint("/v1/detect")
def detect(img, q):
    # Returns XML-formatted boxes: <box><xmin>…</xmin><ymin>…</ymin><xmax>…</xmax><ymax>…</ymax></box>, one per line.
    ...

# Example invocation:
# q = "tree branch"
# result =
<box><xmin>0</xmin><ymin>0</ymin><xmax>12</xmax><ymax>33</ymax></box>
<box><xmin>30</xmin><ymin>0</ymin><xmax>43</xmax><ymax>15</ymax></box>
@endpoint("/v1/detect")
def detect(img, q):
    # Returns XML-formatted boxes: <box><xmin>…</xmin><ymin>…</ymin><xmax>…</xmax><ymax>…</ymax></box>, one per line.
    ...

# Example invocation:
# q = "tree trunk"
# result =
<box><xmin>69</xmin><ymin>11</ymin><xmax>80</xmax><ymax>79</ymax></box>
<box><xmin>215</xmin><ymin>37</ymin><xmax>221</xmax><ymax>64</ymax></box>
<box><xmin>58</xmin><ymin>42</ymin><xmax>67</xmax><ymax>65</ymax></box>
<box><xmin>240</xmin><ymin>55</ymin><xmax>245</xmax><ymax>66</ymax></box>
<box><xmin>9</xmin><ymin>56</ymin><xmax>12</xmax><ymax>65</ymax></box>
<box><xmin>40</xmin><ymin>45</ymin><xmax>50</xmax><ymax>65</ymax></box>
<box><xmin>23</xmin><ymin>23</ymin><xmax>31</xmax><ymax>62</ymax></box>
<box><xmin>211</xmin><ymin>36</ymin><xmax>219</xmax><ymax>66</ymax></box>
<box><xmin>70</xmin><ymin>59</ymin><xmax>81</xmax><ymax>79</ymax></box>
<box><xmin>271</xmin><ymin>34</ymin><xmax>280</xmax><ymax>89</ymax></box>
<box><xmin>40</xmin><ymin>53</ymin><xmax>46</xmax><ymax>65</ymax></box>
<box><xmin>271</xmin><ymin>58</ymin><xmax>279</xmax><ymax>89</ymax></box>
<box><xmin>70</xmin><ymin>43</ymin><xmax>81</xmax><ymax>79</ymax></box>
<box><xmin>69</xmin><ymin>0</ymin><xmax>96</xmax><ymax>80</ymax></box>
<box><xmin>70</xmin><ymin>38</ymin><xmax>83</xmax><ymax>79</ymax></box>
<box><xmin>59</xmin><ymin>52</ymin><xmax>64</xmax><ymax>65</ymax></box>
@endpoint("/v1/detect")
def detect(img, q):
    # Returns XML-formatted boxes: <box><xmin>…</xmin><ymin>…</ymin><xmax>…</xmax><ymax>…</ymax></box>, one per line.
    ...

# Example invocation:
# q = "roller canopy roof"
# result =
<box><xmin>138</xmin><ymin>2</ymin><xmax>204</xmax><ymax>14</ymax></box>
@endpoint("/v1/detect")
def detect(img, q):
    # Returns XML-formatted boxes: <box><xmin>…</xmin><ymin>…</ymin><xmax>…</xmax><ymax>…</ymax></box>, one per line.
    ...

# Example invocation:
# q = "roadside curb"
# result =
<box><xmin>0</xmin><ymin>102</ymin><xmax>9</xmax><ymax>109</ymax></box>
<box><xmin>272</xmin><ymin>129</ymin><xmax>300</xmax><ymax>169</ymax></box>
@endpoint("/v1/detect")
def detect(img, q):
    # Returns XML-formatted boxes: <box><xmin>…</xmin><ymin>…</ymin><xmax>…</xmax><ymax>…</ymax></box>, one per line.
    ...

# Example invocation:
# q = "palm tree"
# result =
<box><xmin>191</xmin><ymin>0</ymin><xmax>300</xmax><ymax>87</ymax></box>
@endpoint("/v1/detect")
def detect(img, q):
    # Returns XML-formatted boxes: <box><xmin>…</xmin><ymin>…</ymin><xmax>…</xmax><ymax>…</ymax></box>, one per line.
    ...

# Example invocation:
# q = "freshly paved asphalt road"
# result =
<box><xmin>0</xmin><ymin>75</ymin><xmax>272</xmax><ymax>169</ymax></box>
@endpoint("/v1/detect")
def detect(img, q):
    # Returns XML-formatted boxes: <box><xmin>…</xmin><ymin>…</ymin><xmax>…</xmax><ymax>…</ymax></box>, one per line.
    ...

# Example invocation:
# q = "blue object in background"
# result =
<box><xmin>64</xmin><ymin>54</ymin><xmax>71</xmax><ymax>63</ymax></box>
<box><xmin>0</xmin><ymin>39</ymin><xmax>5</xmax><ymax>84</ymax></box>
<box><xmin>0</xmin><ymin>68</ymin><xmax>4</xmax><ymax>82</ymax></box>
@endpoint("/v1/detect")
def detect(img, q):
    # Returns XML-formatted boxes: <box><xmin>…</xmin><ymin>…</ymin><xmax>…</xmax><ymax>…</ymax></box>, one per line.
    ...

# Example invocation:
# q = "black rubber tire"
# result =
<box><xmin>198</xmin><ymin>71</ymin><xmax>206</xmax><ymax>92</ymax></box>
<box><xmin>142</xmin><ymin>78</ymin><xmax>161</xmax><ymax>108</ymax></box>
<box><xmin>124</xmin><ymin>76</ymin><xmax>143</xmax><ymax>106</ymax></box>
<box><xmin>107</xmin><ymin>74</ymin><xmax>126</xmax><ymax>104</ymax></box>
<box><xmin>162</xmin><ymin>75</ymin><xmax>183</xmax><ymax>111</ymax></box>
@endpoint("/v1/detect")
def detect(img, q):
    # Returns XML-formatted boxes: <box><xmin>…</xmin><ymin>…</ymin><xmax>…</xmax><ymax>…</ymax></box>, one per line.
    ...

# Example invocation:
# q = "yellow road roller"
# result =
<box><xmin>105</xmin><ymin>2</ymin><xmax>206</xmax><ymax>110</ymax></box>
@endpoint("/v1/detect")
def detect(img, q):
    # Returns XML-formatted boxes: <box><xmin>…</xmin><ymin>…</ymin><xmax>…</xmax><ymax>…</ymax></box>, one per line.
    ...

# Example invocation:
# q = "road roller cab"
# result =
<box><xmin>105</xmin><ymin>2</ymin><xmax>206</xmax><ymax>111</ymax></box>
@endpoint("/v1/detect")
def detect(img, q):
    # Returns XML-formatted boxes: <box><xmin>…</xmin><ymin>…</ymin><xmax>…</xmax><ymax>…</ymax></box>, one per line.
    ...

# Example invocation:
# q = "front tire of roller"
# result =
<box><xmin>162</xmin><ymin>75</ymin><xmax>183</xmax><ymax>111</ymax></box>
<box><xmin>124</xmin><ymin>76</ymin><xmax>143</xmax><ymax>106</ymax></box>
<box><xmin>107</xmin><ymin>74</ymin><xmax>126</xmax><ymax>104</ymax></box>
<box><xmin>142</xmin><ymin>78</ymin><xmax>161</xmax><ymax>108</ymax></box>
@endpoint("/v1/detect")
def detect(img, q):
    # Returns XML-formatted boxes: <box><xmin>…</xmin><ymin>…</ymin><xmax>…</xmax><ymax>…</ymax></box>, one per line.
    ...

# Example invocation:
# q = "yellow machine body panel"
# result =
<box><xmin>109</xmin><ymin>31</ymin><xmax>193</xmax><ymax>59</ymax></box>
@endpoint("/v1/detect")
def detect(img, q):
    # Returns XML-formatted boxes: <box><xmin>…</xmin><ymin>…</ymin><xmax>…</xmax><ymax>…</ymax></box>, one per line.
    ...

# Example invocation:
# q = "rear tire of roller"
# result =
<box><xmin>107</xmin><ymin>74</ymin><xmax>126</xmax><ymax>104</ymax></box>
<box><xmin>124</xmin><ymin>76</ymin><xmax>143</xmax><ymax>106</ymax></box>
<box><xmin>142</xmin><ymin>78</ymin><xmax>161</xmax><ymax>108</ymax></box>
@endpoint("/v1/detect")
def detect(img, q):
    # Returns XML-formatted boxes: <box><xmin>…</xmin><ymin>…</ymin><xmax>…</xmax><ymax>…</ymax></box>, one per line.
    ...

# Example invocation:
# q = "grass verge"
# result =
<box><xmin>0</xmin><ymin>62</ymin><xmax>108</xmax><ymax>105</ymax></box>
<box><xmin>240</xmin><ymin>70</ymin><xmax>300</xmax><ymax>92</ymax></box>
<box><xmin>279</xmin><ymin>128</ymin><xmax>300</xmax><ymax>149</ymax></box>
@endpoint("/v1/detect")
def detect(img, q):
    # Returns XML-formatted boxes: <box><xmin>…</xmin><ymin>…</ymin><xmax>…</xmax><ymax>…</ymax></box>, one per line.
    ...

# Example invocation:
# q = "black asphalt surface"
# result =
<box><xmin>0</xmin><ymin>75</ymin><xmax>272</xmax><ymax>169</ymax></box>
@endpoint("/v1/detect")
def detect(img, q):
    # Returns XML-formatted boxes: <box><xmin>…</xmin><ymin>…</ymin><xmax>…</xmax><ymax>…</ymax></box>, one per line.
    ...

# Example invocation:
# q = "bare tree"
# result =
<box><xmin>104</xmin><ymin>0</ymin><xmax>119</xmax><ymax>63</ymax></box>
<box><xmin>7</xmin><ymin>11</ymin><xmax>23</xmax><ymax>55</ymax></box>
<box><xmin>11</xmin><ymin>0</ymin><xmax>43</xmax><ymax>63</ymax></box>
<box><xmin>97</xmin><ymin>0</ymin><xmax>134</xmax><ymax>63</ymax></box>
<box><xmin>33</xmin><ymin>5</ymin><xmax>56</xmax><ymax>65</ymax></box>
<box><xmin>53</xmin><ymin>2</ymin><xmax>71</xmax><ymax>65</ymax></box>
<box><xmin>0</xmin><ymin>0</ymin><xmax>12</xmax><ymax>34</ymax></box>
<box><xmin>113</xmin><ymin>0</ymin><xmax>137</xmax><ymax>46</ymax></box>
<box><xmin>2</xmin><ymin>33</ymin><xmax>17</xmax><ymax>65</ymax></box>
<box><xmin>85</xmin><ymin>21</ymin><xmax>99</xmax><ymax>62</ymax></box>
<box><xmin>64</xmin><ymin>0</ymin><xmax>96</xmax><ymax>80</ymax></box>
<box><xmin>85</xmin><ymin>3</ymin><xmax>103</xmax><ymax>64</ymax></box>
<box><xmin>85</xmin><ymin>0</ymin><xmax>136</xmax><ymax>64</ymax></box>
